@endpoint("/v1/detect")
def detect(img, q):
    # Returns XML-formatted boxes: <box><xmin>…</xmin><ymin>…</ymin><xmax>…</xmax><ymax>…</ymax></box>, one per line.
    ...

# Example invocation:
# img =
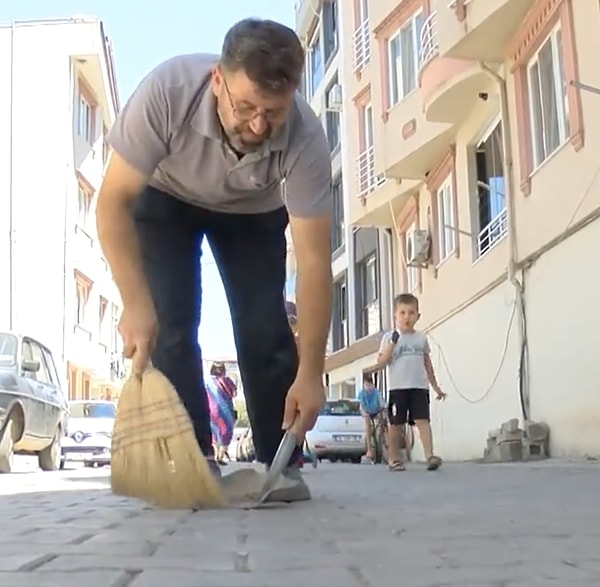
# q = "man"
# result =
<box><xmin>96</xmin><ymin>19</ymin><xmax>332</xmax><ymax>502</ymax></box>
<box><xmin>357</xmin><ymin>375</ymin><xmax>385</xmax><ymax>462</ymax></box>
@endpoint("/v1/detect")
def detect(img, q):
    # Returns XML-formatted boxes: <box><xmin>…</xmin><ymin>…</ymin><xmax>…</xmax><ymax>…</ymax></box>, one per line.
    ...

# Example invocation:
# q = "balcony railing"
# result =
<box><xmin>356</xmin><ymin>146</ymin><xmax>386</xmax><ymax>199</ymax></box>
<box><xmin>352</xmin><ymin>19</ymin><xmax>371</xmax><ymax>73</ymax></box>
<box><xmin>477</xmin><ymin>208</ymin><xmax>508</xmax><ymax>258</ymax></box>
<box><xmin>419</xmin><ymin>11</ymin><xmax>440</xmax><ymax>70</ymax></box>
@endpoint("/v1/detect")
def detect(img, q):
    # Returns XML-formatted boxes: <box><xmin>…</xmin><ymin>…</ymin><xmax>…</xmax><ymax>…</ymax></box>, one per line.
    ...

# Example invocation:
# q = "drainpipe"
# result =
<box><xmin>8</xmin><ymin>22</ymin><xmax>16</xmax><ymax>331</ymax></box>
<box><xmin>61</xmin><ymin>60</ymin><xmax>75</xmax><ymax>362</ymax></box>
<box><xmin>479</xmin><ymin>62</ymin><xmax>529</xmax><ymax>419</ymax></box>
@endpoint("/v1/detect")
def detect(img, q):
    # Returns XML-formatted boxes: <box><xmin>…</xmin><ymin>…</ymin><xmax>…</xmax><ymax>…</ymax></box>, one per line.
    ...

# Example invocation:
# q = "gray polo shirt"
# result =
<box><xmin>107</xmin><ymin>53</ymin><xmax>332</xmax><ymax>217</ymax></box>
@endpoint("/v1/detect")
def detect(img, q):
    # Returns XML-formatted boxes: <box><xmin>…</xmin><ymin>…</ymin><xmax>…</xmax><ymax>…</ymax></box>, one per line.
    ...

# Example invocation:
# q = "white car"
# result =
<box><xmin>305</xmin><ymin>399</ymin><xmax>366</xmax><ymax>463</ymax></box>
<box><xmin>61</xmin><ymin>400</ymin><xmax>116</xmax><ymax>468</ymax></box>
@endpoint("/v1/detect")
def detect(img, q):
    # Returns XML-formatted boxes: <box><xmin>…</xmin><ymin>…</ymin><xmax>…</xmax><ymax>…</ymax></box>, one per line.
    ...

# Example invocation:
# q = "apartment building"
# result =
<box><xmin>0</xmin><ymin>17</ymin><xmax>125</xmax><ymax>400</ymax></box>
<box><xmin>293</xmin><ymin>0</ymin><xmax>396</xmax><ymax>399</ymax></box>
<box><xmin>335</xmin><ymin>0</ymin><xmax>600</xmax><ymax>460</ymax></box>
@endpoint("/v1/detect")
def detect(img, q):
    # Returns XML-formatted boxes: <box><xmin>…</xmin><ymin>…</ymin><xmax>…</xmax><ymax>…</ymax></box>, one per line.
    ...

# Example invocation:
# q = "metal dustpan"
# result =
<box><xmin>255</xmin><ymin>429</ymin><xmax>298</xmax><ymax>505</ymax></box>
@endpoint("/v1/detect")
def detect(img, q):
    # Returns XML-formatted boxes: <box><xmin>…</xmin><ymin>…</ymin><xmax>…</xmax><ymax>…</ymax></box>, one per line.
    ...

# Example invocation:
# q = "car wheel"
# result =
<box><xmin>59</xmin><ymin>458</ymin><xmax>66</xmax><ymax>470</ymax></box>
<box><xmin>38</xmin><ymin>428</ymin><xmax>62</xmax><ymax>471</ymax></box>
<box><xmin>351</xmin><ymin>456</ymin><xmax>362</xmax><ymax>464</ymax></box>
<box><xmin>0</xmin><ymin>418</ymin><xmax>15</xmax><ymax>474</ymax></box>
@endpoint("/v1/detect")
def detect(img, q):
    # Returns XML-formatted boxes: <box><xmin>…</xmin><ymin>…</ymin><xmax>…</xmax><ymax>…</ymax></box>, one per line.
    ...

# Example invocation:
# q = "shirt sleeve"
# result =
<box><xmin>423</xmin><ymin>334</ymin><xmax>431</xmax><ymax>354</ymax></box>
<box><xmin>107</xmin><ymin>67</ymin><xmax>171</xmax><ymax>176</ymax></box>
<box><xmin>378</xmin><ymin>331</ymin><xmax>391</xmax><ymax>354</ymax></box>
<box><xmin>283</xmin><ymin>126</ymin><xmax>332</xmax><ymax>218</ymax></box>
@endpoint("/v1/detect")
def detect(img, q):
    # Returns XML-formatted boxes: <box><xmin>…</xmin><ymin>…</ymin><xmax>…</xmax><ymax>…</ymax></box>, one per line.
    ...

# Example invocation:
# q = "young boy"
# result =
<box><xmin>377</xmin><ymin>293</ymin><xmax>446</xmax><ymax>471</ymax></box>
<box><xmin>357</xmin><ymin>375</ymin><xmax>384</xmax><ymax>462</ymax></box>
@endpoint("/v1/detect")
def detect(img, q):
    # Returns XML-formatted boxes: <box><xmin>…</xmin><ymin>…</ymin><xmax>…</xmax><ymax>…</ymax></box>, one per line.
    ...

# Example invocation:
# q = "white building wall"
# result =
<box><xmin>0</xmin><ymin>19</ymin><xmax>121</xmax><ymax>387</ymax></box>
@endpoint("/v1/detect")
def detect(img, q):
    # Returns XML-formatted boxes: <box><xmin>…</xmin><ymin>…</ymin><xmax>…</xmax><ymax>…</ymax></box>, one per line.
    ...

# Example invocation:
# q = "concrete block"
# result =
<box><xmin>523</xmin><ymin>439</ymin><xmax>548</xmax><ymax>461</ymax></box>
<box><xmin>501</xmin><ymin>418</ymin><xmax>520</xmax><ymax>433</ymax></box>
<box><xmin>497</xmin><ymin>430</ymin><xmax>525</xmax><ymax>444</ymax></box>
<box><xmin>498</xmin><ymin>440</ymin><xmax>523</xmax><ymax>462</ymax></box>
<box><xmin>524</xmin><ymin>421</ymin><xmax>550</xmax><ymax>442</ymax></box>
<box><xmin>488</xmin><ymin>428</ymin><xmax>501</xmax><ymax>439</ymax></box>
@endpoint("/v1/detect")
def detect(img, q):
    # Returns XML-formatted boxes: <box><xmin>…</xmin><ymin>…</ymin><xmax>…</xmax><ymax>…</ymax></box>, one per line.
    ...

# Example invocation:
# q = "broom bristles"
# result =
<box><xmin>111</xmin><ymin>367</ymin><xmax>225</xmax><ymax>509</ymax></box>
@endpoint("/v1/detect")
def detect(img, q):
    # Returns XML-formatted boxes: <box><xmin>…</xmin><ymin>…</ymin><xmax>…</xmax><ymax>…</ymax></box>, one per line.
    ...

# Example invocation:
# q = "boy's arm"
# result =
<box><xmin>424</xmin><ymin>353</ymin><xmax>441</xmax><ymax>390</ymax></box>
<box><xmin>376</xmin><ymin>332</ymin><xmax>397</xmax><ymax>369</ymax></box>
<box><xmin>357</xmin><ymin>391</ymin><xmax>367</xmax><ymax>415</ymax></box>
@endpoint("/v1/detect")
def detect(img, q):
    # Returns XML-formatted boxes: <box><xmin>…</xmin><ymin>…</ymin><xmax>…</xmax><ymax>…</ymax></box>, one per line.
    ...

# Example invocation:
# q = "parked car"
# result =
<box><xmin>305</xmin><ymin>399</ymin><xmax>366</xmax><ymax>463</ymax></box>
<box><xmin>61</xmin><ymin>400</ymin><xmax>116</xmax><ymax>467</ymax></box>
<box><xmin>0</xmin><ymin>332</ymin><xmax>69</xmax><ymax>473</ymax></box>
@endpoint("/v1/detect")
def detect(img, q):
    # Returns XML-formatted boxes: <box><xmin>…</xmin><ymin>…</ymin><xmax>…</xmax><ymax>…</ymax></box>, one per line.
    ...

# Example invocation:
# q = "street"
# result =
<box><xmin>1</xmin><ymin>458</ymin><xmax>600</xmax><ymax>587</ymax></box>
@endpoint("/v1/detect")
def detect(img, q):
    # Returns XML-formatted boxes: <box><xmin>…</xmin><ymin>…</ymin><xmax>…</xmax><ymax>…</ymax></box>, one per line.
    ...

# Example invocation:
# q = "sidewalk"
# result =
<box><xmin>1</xmin><ymin>459</ymin><xmax>600</xmax><ymax>586</ymax></box>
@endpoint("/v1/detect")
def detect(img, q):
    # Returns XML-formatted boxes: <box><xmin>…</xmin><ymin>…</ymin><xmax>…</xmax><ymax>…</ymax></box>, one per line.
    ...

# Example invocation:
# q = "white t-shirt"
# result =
<box><xmin>379</xmin><ymin>330</ymin><xmax>430</xmax><ymax>390</ymax></box>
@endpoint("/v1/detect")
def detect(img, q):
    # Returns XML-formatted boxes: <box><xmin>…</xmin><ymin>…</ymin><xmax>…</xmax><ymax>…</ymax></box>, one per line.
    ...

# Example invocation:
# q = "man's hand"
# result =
<box><xmin>119</xmin><ymin>299</ymin><xmax>158</xmax><ymax>376</ymax></box>
<box><xmin>282</xmin><ymin>373</ymin><xmax>326</xmax><ymax>439</ymax></box>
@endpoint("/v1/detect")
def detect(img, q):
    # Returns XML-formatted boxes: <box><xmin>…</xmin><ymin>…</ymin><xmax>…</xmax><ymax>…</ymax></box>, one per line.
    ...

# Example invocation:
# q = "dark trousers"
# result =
<box><xmin>132</xmin><ymin>186</ymin><xmax>299</xmax><ymax>465</ymax></box>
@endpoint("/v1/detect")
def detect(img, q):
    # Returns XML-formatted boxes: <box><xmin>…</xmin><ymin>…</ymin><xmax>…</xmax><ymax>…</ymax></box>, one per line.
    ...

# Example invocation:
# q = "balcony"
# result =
<box><xmin>352</xmin><ymin>19</ymin><xmax>371</xmax><ymax>76</ymax></box>
<box><xmin>434</xmin><ymin>0</ymin><xmax>536</xmax><ymax>61</ymax></box>
<box><xmin>351</xmin><ymin>146</ymin><xmax>421</xmax><ymax>227</ymax></box>
<box><xmin>419</xmin><ymin>11</ymin><xmax>490</xmax><ymax>123</ymax></box>
<box><xmin>294</xmin><ymin>0</ymin><xmax>322</xmax><ymax>38</ymax></box>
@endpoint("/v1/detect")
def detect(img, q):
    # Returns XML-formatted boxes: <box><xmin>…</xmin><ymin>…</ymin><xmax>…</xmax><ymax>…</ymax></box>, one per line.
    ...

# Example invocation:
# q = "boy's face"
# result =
<box><xmin>364</xmin><ymin>381</ymin><xmax>374</xmax><ymax>391</ymax></box>
<box><xmin>394</xmin><ymin>302</ymin><xmax>419</xmax><ymax>330</ymax></box>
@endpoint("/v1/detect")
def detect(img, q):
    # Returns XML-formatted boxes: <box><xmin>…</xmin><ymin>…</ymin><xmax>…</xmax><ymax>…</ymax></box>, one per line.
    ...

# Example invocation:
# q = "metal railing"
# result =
<box><xmin>352</xmin><ymin>19</ymin><xmax>371</xmax><ymax>73</ymax></box>
<box><xmin>419</xmin><ymin>11</ymin><xmax>440</xmax><ymax>70</ymax></box>
<box><xmin>477</xmin><ymin>208</ymin><xmax>508</xmax><ymax>257</ymax></box>
<box><xmin>356</xmin><ymin>146</ymin><xmax>386</xmax><ymax>199</ymax></box>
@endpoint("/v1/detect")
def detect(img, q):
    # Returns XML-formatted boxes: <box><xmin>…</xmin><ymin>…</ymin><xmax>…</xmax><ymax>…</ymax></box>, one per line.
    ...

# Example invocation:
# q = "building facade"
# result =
<box><xmin>0</xmin><ymin>17</ymin><xmax>125</xmax><ymax>400</ymax></box>
<box><xmin>293</xmin><ymin>0</ymin><xmax>396</xmax><ymax>400</ymax></box>
<box><xmin>326</xmin><ymin>0</ymin><xmax>600</xmax><ymax>460</ymax></box>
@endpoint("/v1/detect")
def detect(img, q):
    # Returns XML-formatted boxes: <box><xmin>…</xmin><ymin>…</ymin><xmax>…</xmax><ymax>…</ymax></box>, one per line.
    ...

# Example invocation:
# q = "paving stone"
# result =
<box><xmin>2</xmin><ymin>460</ymin><xmax>600</xmax><ymax>586</ymax></box>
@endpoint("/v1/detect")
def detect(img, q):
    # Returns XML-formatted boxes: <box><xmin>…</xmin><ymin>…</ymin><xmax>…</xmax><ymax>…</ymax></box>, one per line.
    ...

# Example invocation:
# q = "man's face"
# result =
<box><xmin>211</xmin><ymin>65</ymin><xmax>294</xmax><ymax>152</ymax></box>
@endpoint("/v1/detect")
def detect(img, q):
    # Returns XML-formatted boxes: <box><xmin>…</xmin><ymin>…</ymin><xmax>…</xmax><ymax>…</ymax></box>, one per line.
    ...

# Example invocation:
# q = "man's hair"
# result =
<box><xmin>221</xmin><ymin>18</ymin><xmax>305</xmax><ymax>94</ymax></box>
<box><xmin>394</xmin><ymin>293</ymin><xmax>420</xmax><ymax>310</ymax></box>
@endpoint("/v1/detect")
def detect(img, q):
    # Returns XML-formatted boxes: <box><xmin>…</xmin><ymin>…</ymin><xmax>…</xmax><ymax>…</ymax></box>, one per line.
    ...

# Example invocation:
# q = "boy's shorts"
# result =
<box><xmin>388</xmin><ymin>388</ymin><xmax>430</xmax><ymax>424</ymax></box>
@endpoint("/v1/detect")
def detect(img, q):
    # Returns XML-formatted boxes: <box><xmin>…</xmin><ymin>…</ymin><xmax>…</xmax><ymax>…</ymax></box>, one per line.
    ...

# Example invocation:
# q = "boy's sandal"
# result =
<box><xmin>388</xmin><ymin>460</ymin><xmax>406</xmax><ymax>472</ymax></box>
<box><xmin>426</xmin><ymin>456</ymin><xmax>442</xmax><ymax>471</ymax></box>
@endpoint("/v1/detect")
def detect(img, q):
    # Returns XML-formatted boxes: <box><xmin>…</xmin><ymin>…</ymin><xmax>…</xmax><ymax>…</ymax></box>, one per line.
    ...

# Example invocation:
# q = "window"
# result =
<box><xmin>325</xmin><ymin>77</ymin><xmax>341</xmax><ymax>153</ymax></box>
<box><xmin>387</xmin><ymin>12</ymin><xmax>425</xmax><ymax>107</ymax></box>
<box><xmin>26</xmin><ymin>340</ymin><xmax>52</xmax><ymax>385</ymax></box>
<box><xmin>0</xmin><ymin>333</ymin><xmax>17</xmax><ymax>366</ymax></box>
<box><xmin>527</xmin><ymin>27</ymin><xmax>568</xmax><ymax>168</ymax></box>
<box><xmin>331</xmin><ymin>176</ymin><xmax>344</xmax><ymax>252</ymax></box>
<box><xmin>99</xmin><ymin>296</ymin><xmax>109</xmax><ymax>349</ymax></box>
<box><xmin>332</xmin><ymin>274</ymin><xmax>348</xmax><ymax>351</ymax></box>
<box><xmin>77</xmin><ymin>87</ymin><xmax>95</xmax><ymax>144</ymax></box>
<box><xmin>102</xmin><ymin>125</ymin><xmax>109</xmax><ymax>164</ymax></box>
<box><xmin>474</xmin><ymin>120</ymin><xmax>507</xmax><ymax>258</ymax></box>
<box><xmin>308</xmin><ymin>30</ymin><xmax>324</xmax><ymax>97</ymax></box>
<box><xmin>357</xmin><ymin>253</ymin><xmax>380</xmax><ymax>338</ymax></box>
<box><xmin>319</xmin><ymin>399</ymin><xmax>360</xmax><ymax>416</ymax></box>
<box><xmin>68</xmin><ymin>401</ymin><xmax>116</xmax><ymax>419</ymax></box>
<box><xmin>322</xmin><ymin>0</ymin><xmax>338</xmax><ymax>64</ymax></box>
<box><xmin>404</xmin><ymin>223</ymin><xmax>419</xmax><ymax>293</ymax></box>
<box><xmin>77</xmin><ymin>185</ymin><xmax>93</xmax><ymax>228</ymax></box>
<box><xmin>110</xmin><ymin>303</ymin><xmax>121</xmax><ymax>354</ymax></box>
<box><xmin>75</xmin><ymin>273</ymin><xmax>92</xmax><ymax>327</ymax></box>
<box><xmin>436</xmin><ymin>178</ymin><xmax>456</xmax><ymax>263</ymax></box>
<box><xmin>352</xmin><ymin>0</ymin><xmax>370</xmax><ymax>73</ymax></box>
<box><xmin>363</xmin><ymin>103</ymin><xmax>374</xmax><ymax>149</ymax></box>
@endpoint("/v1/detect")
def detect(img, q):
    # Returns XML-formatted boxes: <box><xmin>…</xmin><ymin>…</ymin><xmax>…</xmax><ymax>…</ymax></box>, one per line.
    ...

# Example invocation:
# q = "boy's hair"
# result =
<box><xmin>363</xmin><ymin>374</ymin><xmax>373</xmax><ymax>385</ymax></box>
<box><xmin>394</xmin><ymin>293</ymin><xmax>419</xmax><ymax>311</ymax></box>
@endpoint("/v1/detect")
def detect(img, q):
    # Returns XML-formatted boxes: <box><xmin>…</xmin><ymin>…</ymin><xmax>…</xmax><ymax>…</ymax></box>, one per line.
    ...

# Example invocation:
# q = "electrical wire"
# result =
<box><xmin>427</xmin><ymin>297</ymin><xmax>517</xmax><ymax>404</ymax></box>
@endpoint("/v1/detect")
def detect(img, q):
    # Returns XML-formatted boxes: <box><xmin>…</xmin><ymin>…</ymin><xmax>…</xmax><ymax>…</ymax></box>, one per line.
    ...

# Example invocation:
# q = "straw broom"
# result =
<box><xmin>111</xmin><ymin>367</ymin><xmax>225</xmax><ymax>509</ymax></box>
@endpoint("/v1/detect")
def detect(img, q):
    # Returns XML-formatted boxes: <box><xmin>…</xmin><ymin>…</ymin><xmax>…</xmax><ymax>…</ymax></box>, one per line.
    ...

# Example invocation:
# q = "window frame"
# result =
<box><xmin>526</xmin><ymin>25</ymin><xmax>569</xmax><ymax>169</ymax></box>
<box><xmin>436</xmin><ymin>176</ymin><xmax>456</xmax><ymax>264</ymax></box>
<box><xmin>386</xmin><ymin>10</ymin><xmax>424</xmax><ymax>108</ymax></box>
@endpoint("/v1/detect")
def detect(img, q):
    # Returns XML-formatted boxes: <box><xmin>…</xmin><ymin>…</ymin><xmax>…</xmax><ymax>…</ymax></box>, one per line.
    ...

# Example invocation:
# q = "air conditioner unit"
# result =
<box><xmin>327</xmin><ymin>83</ymin><xmax>343</xmax><ymax>112</ymax></box>
<box><xmin>406</xmin><ymin>229</ymin><xmax>430</xmax><ymax>266</ymax></box>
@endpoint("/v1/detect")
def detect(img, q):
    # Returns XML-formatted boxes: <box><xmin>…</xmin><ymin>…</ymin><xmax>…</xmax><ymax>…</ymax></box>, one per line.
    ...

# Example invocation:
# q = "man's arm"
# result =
<box><xmin>96</xmin><ymin>69</ymin><xmax>170</xmax><ymax>307</ymax></box>
<box><xmin>286</xmin><ymin>129</ymin><xmax>333</xmax><ymax>379</ymax></box>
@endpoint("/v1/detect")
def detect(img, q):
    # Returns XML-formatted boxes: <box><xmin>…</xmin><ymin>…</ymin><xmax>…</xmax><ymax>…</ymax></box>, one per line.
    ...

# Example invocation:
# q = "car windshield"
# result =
<box><xmin>0</xmin><ymin>333</ymin><xmax>17</xmax><ymax>367</ymax></box>
<box><xmin>319</xmin><ymin>400</ymin><xmax>361</xmax><ymax>416</ymax></box>
<box><xmin>69</xmin><ymin>402</ymin><xmax>116</xmax><ymax>419</ymax></box>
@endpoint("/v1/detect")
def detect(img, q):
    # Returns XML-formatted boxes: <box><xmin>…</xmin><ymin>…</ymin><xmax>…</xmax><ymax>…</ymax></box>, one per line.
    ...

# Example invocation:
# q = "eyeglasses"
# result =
<box><xmin>222</xmin><ymin>77</ymin><xmax>288</xmax><ymax>123</ymax></box>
